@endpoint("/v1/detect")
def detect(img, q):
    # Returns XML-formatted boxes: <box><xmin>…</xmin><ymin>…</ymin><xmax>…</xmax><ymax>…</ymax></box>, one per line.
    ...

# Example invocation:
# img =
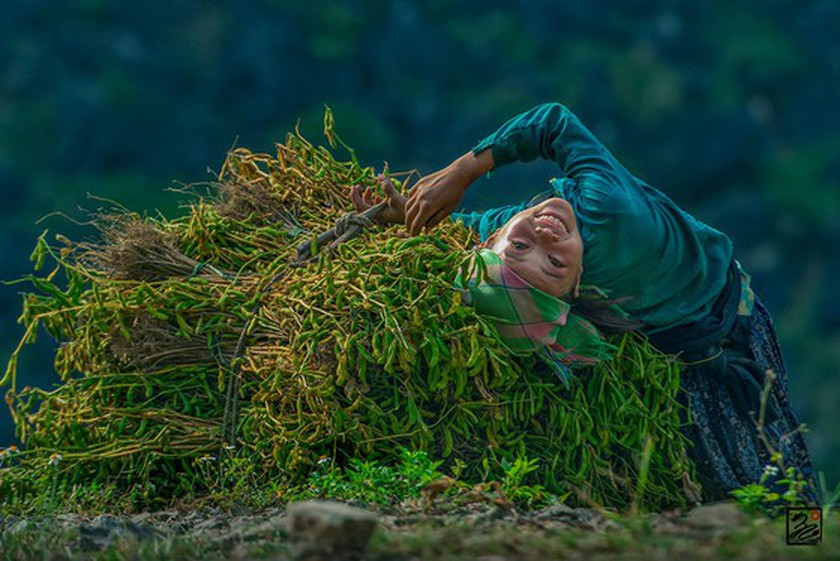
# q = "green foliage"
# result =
<box><xmin>728</xmin><ymin>370</ymin><xmax>828</xmax><ymax>517</ymax></box>
<box><xmin>730</xmin><ymin>459</ymin><xmax>808</xmax><ymax>517</ymax></box>
<box><xmin>500</xmin><ymin>456</ymin><xmax>547</xmax><ymax>507</ymax></box>
<box><xmin>1</xmin><ymin>116</ymin><xmax>697</xmax><ymax>514</ymax></box>
<box><xmin>0</xmin><ymin>447</ymin><xmax>140</xmax><ymax>516</ymax></box>
<box><xmin>4</xmin><ymin>1</ymin><xmax>839</xmax><ymax>496</ymax></box>
<box><xmin>731</xmin><ymin>463</ymin><xmax>839</xmax><ymax>519</ymax></box>
<box><xmin>190</xmin><ymin>445</ymin><xmax>276</xmax><ymax>509</ymax></box>
<box><xmin>285</xmin><ymin>448</ymin><xmax>444</xmax><ymax>507</ymax></box>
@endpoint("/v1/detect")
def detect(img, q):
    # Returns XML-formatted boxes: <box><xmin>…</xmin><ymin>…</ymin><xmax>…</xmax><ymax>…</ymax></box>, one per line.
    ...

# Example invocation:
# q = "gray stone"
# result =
<box><xmin>473</xmin><ymin>506</ymin><xmax>511</xmax><ymax>524</ymax></box>
<box><xmin>238</xmin><ymin>511</ymin><xmax>287</xmax><ymax>542</ymax></box>
<box><xmin>77</xmin><ymin>515</ymin><xmax>159</xmax><ymax>551</ymax></box>
<box><xmin>130</xmin><ymin>512</ymin><xmax>152</xmax><ymax>524</ymax></box>
<box><xmin>533</xmin><ymin>504</ymin><xmax>613</xmax><ymax>529</ymax></box>
<box><xmin>683</xmin><ymin>501</ymin><xmax>747</xmax><ymax>530</ymax></box>
<box><xmin>533</xmin><ymin>503</ymin><xmax>579</xmax><ymax>520</ymax></box>
<box><xmin>286</xmin><ymin>500</ymin><xmax>378</xmax><ymax>557</ymax></box>
<box><xmin>191</xmin><ymin>515</ymin><xmax>230</xmax><ymax>534</ymax></box>
<box><xmin>4</xmin><ymin>518</ymin><xmax>29</xmax><ymax>534</ymax></box>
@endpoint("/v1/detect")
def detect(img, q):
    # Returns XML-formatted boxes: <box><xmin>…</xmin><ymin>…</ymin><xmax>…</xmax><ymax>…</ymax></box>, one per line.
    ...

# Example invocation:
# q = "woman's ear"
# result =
<box><xmin>478</xmin><ymin>232</ymin><xmax>497</xmax><ymax>249</ymax></box>
<box><xmin>572</xmin><ymin>267</ymin><xmax>583</xmax><ymax>298</ymax></box>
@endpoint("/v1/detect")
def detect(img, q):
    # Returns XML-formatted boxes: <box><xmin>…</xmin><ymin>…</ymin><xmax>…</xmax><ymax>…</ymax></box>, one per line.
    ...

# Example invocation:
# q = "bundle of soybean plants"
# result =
<box><xmin>1</xmin><ymin>111</ymin><xmax>699</xmax><ymax>513</ymax></box>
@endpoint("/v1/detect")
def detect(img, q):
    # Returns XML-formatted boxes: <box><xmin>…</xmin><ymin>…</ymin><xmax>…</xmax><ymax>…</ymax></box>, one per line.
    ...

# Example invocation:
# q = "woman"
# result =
<box><xmin>350</xmin><ymin>102</ymin><xmax>819</xmax><ymax>505</ymax></box>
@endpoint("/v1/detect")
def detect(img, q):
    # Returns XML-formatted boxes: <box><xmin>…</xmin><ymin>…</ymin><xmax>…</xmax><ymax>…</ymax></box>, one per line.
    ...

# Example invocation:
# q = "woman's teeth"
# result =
<box><xmin>536</xmin><ymin>214</ymin><xmax>567</xmax><ymax>233</ymax></box>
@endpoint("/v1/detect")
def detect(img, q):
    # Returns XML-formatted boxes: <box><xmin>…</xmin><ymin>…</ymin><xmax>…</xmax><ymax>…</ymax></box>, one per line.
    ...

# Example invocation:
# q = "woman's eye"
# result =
<box><xmin>549</xmin><ymin>256</ymin><xmax>563</xmax><ymax>268</ymax></box>
<box><xmin>512</xmin><ymin>241</ymin><xmax>527</xmax><ymax>250</ymax></box>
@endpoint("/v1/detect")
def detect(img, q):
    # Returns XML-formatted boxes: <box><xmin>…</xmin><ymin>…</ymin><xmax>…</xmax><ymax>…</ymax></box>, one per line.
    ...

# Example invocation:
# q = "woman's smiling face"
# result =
<box><xmin>486</xmin><ymin>197</ymin><xmax>584</xmax><ymax>298</ymax></box>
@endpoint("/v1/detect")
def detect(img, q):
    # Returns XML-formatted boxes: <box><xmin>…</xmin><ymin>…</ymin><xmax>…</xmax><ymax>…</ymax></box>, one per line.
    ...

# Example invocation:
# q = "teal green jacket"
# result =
<box><xmin>449</xmin><ymin>103</ymin><xmax>734</xmax><ymax>333</ymax></box>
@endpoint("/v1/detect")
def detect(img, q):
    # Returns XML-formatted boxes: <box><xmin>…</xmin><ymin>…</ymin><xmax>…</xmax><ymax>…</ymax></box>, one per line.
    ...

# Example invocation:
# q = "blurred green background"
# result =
<box><xmin>1</xmin><ymin>1</ymin><xmax>838</xmax><ymax>491</ymax></box>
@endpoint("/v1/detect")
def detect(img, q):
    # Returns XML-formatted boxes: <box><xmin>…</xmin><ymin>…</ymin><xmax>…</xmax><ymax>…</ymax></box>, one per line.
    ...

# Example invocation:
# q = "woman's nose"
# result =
<box><xmin>534</xmin><ymin>225</ymin><xmax>559</xmax><ymax>241</ymax></box>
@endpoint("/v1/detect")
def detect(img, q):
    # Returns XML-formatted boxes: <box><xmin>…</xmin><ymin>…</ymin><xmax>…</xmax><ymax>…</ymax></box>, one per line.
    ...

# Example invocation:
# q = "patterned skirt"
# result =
<box><xmin>675</xmin><ymin>293</ymin><xmax>821</xmax><ymax>506</ymax></box>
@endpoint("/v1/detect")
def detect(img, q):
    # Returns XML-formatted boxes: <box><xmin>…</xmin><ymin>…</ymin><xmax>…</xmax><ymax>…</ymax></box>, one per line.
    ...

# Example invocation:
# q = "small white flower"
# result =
<box><xmin>48</xmin><ymin>453</ymin><xmax>63</xmax><ymax>466</ymax></box>
<box><xmin>762</xmin><ymin>465</ymin><xmax>779</xmax><ymax>477</ymax></box>
<box><xmin>317</xmin><ymin>456</ymin><xmax>330</xmax><ymax>465</ymax></box>
<box><xmin>224</xmin><ymin>444</ymin><xmax>236</xmax><ymax>451</ymax></box>
<box><xmin>1</xmin><ymin>446</ymin><xmax>18</xmax><ymax>462</ymax></box>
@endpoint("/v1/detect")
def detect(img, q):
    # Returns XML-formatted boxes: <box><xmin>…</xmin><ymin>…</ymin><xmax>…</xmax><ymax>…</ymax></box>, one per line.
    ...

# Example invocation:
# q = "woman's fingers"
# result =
<box><xmin>425</xmin><ymin>207</ymin><xmax>447</xmax><ymax>232</ymax></box>
<box><xmin>404</xmin><ymin>197</ymin><xmax>417</xmax><ymax>231</ymax></box>
<box><xmin>404</xmin><ymin>177</ymin><xmax>421</xmax><ymax>219</ymax></box>
<box><xmin>378</xmin><ymin>176</ymin><xmax>406</xmax><ymax>209</ymax></box>
<box><xmin>350</xmin><ymin>185</ymin><xmax>366</xmax><ymax>212</ymax></box>
<box><xmin>409</xmin><ymin>199</ymin><xmax>436</xmax><ymax>235</ymax></box>
<box><xmin>406</xmin><ymin>201</ymin><xmax>424</xmax><ymax>235</ymax></box>
<box><xmin>405</xmin><ymin>189</ymin><xmax>428</xmax><ymax>235</ymax></box>
<box><xmin>352</xmin><ymin>178</ymin><xmax>408</xmax><ymax>218</ymax></box>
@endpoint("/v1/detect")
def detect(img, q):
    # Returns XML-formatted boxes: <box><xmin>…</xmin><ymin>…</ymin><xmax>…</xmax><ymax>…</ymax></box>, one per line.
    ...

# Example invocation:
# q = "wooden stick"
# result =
<box><xmin>295</xmin><ymin>202</ymin><xmax>387</xmax><ymax>259</ymax></box>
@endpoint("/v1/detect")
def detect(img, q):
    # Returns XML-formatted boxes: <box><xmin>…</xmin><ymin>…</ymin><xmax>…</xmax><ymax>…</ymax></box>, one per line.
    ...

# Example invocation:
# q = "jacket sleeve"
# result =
<box><xmin>471</xmin><ymin>102</ymin><xmax>621</xmax><ymax>182</ymax></box>
<box><xmin>450</xmin><ymin>202</ymin><xmax>528</xmax><ymax>243</ymax></box>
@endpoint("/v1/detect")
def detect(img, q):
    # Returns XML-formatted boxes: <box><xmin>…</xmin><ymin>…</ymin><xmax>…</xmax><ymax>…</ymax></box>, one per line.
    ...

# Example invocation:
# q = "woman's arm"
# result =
<box><xmin>472</xmin><ymin>102</ymin><xmax>617</xmax><ymax>179</ymax></box>
<box><xmin>405</xmin><ymin>103</ymin><xmax>620</xmax><ymax>235</ymax></box>
<box><xmin>403</xmin><ymin>149</ymin><xmax>492</xmax><ymax>235</ymax></box>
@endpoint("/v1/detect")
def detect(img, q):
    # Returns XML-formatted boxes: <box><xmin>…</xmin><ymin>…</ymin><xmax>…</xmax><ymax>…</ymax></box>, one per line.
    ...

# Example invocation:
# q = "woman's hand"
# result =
<box><xmin>404</xmin><ymin>149</ymin><xmax>494</xmax><ymax>235</ymax></box>
<box><xmin>349</xmin><ymin>175</ymin><xmax>407</xmax><ymax>226</ymax></box>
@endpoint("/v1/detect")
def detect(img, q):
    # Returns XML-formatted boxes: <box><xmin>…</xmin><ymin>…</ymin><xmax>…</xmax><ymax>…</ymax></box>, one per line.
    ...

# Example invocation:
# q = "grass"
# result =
<box><xmin>1</xmin><ymin>504</ymin><xmax>837</xmax><ymax>561</ymax></box>
<box><xmin>2</xmin><ymin>111</ymin><xmax>700</xmax><ymax>514</ymax></box>
<box><xmin>372</xmin><ymin>514</ymin><xmax>840</xmax><ymax>561</ymax></box>
<box><xmin>2</xmin><ymin>108</ymin><xmax>836</xmax><ymax>559</ymax></box>
<box><xmin>2</xmin><ymin>421</ymin><xmax>838</xmax><ymax>560</ymax></box>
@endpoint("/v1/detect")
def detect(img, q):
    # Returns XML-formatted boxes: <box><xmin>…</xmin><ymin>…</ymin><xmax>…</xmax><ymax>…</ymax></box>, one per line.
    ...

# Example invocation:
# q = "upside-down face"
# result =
<box><xmin>482</xmin><ymin>197</ymin><xmax>584</xmax><ymax>299</ymax></box>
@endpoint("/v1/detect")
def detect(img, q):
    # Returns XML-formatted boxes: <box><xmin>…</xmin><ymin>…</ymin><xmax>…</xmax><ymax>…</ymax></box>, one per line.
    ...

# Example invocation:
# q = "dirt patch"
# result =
<box><xmin>1</xmin><ymin>500</ymin><xmax>835</xmax><ymax>560</ymax></box>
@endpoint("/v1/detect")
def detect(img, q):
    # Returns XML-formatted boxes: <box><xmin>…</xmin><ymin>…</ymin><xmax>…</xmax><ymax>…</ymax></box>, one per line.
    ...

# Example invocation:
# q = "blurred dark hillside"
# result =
<box><xmin>1</xmin><ymin>1</ymin><xmax>838</xmax><ymax>487</ymax></box>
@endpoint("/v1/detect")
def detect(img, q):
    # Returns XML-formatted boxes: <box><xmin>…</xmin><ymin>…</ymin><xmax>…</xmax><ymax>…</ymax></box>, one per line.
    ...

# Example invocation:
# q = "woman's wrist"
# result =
<box><xmin>453</xmin><ymin>149</ymin><xmax>494</xmax><ymax>187</ymax></box>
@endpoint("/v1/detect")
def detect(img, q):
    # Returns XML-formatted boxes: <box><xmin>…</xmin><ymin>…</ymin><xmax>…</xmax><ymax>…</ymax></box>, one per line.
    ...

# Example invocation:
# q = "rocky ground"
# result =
<box><xmin>0</xmin><ymin>500</ymin><xmax>836</xmax><ymax>560</ymax></box>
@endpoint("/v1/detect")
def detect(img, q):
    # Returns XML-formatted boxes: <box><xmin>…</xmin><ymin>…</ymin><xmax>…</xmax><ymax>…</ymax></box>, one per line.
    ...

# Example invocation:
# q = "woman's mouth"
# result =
<box><xmin>533</xmin><ymin>211</ymin><xmax>568</xmax><ymax>235</ymax></box>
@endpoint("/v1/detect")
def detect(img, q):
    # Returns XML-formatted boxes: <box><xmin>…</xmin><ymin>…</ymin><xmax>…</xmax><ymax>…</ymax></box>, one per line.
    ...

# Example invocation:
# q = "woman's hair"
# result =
<box><xmin>476</xmin><ymin>230</ymin><xmax>641</xmax><ymax>335</ymax></box>
<box><xmin>567</xmin><ymin>294</ymin><xmax>643</xmax><ymax>335</ymax></box>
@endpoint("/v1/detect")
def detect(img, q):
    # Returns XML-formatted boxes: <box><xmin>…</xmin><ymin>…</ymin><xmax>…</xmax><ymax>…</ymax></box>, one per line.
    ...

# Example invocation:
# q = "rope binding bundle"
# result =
<box><xmin>219</xmin><ymin>200</ymin><xmax>388</xmax><ymax>458</ymax></box>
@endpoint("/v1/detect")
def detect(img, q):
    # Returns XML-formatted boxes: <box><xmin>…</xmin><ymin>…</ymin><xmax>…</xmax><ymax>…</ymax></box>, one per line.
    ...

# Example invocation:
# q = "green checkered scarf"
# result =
<box><xmin>454</xmin><ymin>248</ymin><xmax>615</xmax><ymax>385</ymax></box>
